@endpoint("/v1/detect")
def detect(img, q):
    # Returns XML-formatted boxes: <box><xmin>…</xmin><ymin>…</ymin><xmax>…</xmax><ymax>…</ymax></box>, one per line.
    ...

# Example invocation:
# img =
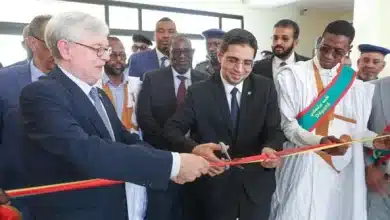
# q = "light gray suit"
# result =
<box><xmin>367</xmin><ymin>77</ymin><xmax>390</xmax><ymax>220</ymax></box>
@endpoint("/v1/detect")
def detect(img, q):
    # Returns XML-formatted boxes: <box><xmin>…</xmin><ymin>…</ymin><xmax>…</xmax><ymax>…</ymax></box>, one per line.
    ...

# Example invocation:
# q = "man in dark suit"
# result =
<box><xmin>137</xmin><ymin>34</ymin><xmax>210</xmax><ymax>220</ymax></box>
<box><xmin>128</xmin><ymin>17</ymin><xmax>177</xmax><ymax>79</ymax></box>
<box><xmin>19</xmin><ymin>11</ymin><xmax>211</xmax><ymax>220</ymax></box>
<box><xmin>0</xmin><ymin>14</ymin><xmax>55</xmax><ymax>220</ymax></box>
<box><xmin>252</xmin><ymin>19</ymin><xmax>309</xmax><ymax>80</ymax></box>
<box><xmin>164</xmin><ymin>28</ymin><xmax>285</xmax><ymax>220</ymax></box>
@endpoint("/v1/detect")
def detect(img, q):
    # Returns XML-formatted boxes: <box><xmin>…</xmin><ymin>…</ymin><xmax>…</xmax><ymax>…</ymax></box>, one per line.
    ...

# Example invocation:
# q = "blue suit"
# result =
<box><xmin>128</xmin><ymin>49</ymin><xmax>160</xmax><ymax>79</ymax></box>
<box><xmin>19</xmin><ymin>66</ymin><xmax>174</xmax><ymax>220</ymax></box>
<box><xmin>0</xmin><ymin>63</ymin><xmax>33</xmax><ymax>219</ymax></box>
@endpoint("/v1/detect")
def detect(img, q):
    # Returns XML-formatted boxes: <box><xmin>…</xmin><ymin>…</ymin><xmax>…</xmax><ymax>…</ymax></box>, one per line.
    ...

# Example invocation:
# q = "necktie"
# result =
<box><xmin>89</xmin><ymin>87</ymin><xmax>116</xmax><ymax>141</ymax></box>
<box><xmin>176</xmin><ymin>75</ymin><xmax>187</xmax><ymax>108</ymax></box>
<box><xmin>279</xmin><ymin>61</ymin><xmax>287</xmax><ymax>67</ymax></box>
<box><xmin>160</xmin><ymin>56</ymin><xmax>168</xmax><ymax>68</ymax></box>
<box><xmin>230</xmin><ymin>87</ymin><xmax>239</xmax><ymax>131</ymax></box>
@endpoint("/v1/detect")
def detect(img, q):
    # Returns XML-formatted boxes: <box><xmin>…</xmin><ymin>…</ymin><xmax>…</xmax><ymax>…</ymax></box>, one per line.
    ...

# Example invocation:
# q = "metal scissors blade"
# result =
<box><xmin>219</xmin><ymin>142</ymin><xmax>244</xmax><ymax>169</ymax></box>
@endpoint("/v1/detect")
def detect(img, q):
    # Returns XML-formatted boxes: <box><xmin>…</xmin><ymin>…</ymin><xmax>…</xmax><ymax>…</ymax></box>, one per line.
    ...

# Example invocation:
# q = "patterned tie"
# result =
<box><xmin>230</xmin><ymin>87</ymin><xmax>239</xmax><ymax>131</ymax></box>
<box><xmin>279</xmin><ymin>61</ymin><xmax>287</xmax><ymax>67</ymax></box>
<box><xmin>160</xmin><ymin>56</ymin><xmax>168</xmax><ymax>68</ymax></box>
<box><xmin>89</xmin><ymin>87</ymin><xmax>116</xmax><ymax>141</ymax></box>
<box><xmin>176</xmin><ymin>75</ymin><xmax>187</xmax><ymax>108</ymax></box>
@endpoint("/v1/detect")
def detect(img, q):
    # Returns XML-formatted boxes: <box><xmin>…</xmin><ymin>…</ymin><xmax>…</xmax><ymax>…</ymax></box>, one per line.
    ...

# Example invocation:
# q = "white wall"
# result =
<box><xmin>123</xmin><ymin>0</ymin><xmax>353</xmax><ymax>59</ymax></box>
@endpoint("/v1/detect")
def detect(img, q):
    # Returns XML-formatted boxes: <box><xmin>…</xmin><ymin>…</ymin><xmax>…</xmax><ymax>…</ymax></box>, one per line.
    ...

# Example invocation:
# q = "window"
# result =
<box><xmin>0</xmin><ymin>0</ymin><xmax>105</xmax><ymax>23</ymax></box>
<box><xmin>142</xmin><ymin>10</ymin><xmax>219</xmax><ymax>35</ymax></box>
<box><xmin>0</xmin><ymin>35</ymin><xmax>26</xmax><ymax>66</ymax></box>
<box><xmin>109</xmin><ymin>6</ymin><xmax>139</xmax><ymax>30</ymax></box>
<box><xmin>191</xmin><ymin>39</ymin><xmax>207</xmax><ymax>68</ymax></box>
<box><xmin>222</xmin><ymin>18</ymin><xmax>242</xmax><ymax>32</ymax></box>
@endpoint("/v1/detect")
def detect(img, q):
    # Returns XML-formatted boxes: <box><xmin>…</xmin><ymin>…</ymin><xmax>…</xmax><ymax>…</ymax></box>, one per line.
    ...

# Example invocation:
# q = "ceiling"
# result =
<box><xmin>244</xmin><ymin>0</ymin><xmax>354</xmax><ymax>10</ymax></box>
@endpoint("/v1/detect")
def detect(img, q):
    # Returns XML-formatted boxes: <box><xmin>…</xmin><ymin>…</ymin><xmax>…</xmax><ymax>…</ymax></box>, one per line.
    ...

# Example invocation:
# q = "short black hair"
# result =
<box><xmin>322</xmin><ymin>20</ymin><xmax>355</xmax><ymax>43</ymax></box>
<box><xmin>274</xmin><ymin>19</ymin><xmax>300</xmax><ymax>39</ymax></box>
<box><xmin>219</xmin><ymin>28</ymin><xmax>258</xmax><ymax>58</ymax></box>
<box><xmin>157</xmin><ymin>17</ymin><xmax>174</xmax><ymax>23</ymax></box>
<box><xmin>132</xmin><ymin>34</ymin><xmax>152</xmax><ymax>46</ymax></box>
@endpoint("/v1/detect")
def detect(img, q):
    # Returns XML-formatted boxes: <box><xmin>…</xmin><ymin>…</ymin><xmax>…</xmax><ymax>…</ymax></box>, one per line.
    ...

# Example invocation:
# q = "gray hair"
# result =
<box><xmin>45</xmin><ymin>11</ymin><xmax>109</xmax><ymax>60</ymax></box>
<box><xmin>22</xmin><ymin>24</ymin><xmax>32</xmax><ymax>59</ymax></box>
<box><xmin>171</xmin><ymin>33</ymin><xmax>192</xmax><ymax>48</ymax></box>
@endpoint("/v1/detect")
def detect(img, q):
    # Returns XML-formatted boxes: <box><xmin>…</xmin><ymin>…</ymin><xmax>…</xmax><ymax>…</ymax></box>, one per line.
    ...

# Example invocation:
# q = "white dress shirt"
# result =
<box><xmin>172</xmin><ymin>67</ymin><xmax>192</xmax><ymax>95</ymax></box>
<box><xmin>30</xmin><ymin>60</ymin><xmax>45</xmax><ymax>82</ymax></box>
<box><xmin>272</xmin><ymin>52</ymin><xmax>296</xmax><ymax>79</ymax></box>
<box><xmin>220</xmin><ymin>73</ymin><xmax>244</xmax><ymax>111</ymax></box>
<box><xmin>156</xmin><ymin>48</ymin><xmax>170</xmax><ymax>67</ymax></box>
<box><xmin>58</xmin><ymin>66</ymin><xmax>181</xmax><ymax>178</ymax></box>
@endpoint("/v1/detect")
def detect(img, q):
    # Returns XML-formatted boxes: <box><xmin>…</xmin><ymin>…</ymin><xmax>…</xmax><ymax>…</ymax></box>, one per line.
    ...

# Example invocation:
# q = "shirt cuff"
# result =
<box><xmin>170</xmin><ymin>152</ymin><xmax>181</xmax><ymax>178</ymax></box>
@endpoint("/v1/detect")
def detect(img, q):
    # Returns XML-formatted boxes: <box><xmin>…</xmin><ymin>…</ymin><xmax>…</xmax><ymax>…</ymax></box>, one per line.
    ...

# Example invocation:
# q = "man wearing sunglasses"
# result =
<box><xmin>271</xmin><ymin>20</ymin><xmax>376</xmax><ymax>220</ymax></box>
<box><xmin>0</xmin><ymin>14</ymin><xmax>55</xmax><ymax>220</ymax></box>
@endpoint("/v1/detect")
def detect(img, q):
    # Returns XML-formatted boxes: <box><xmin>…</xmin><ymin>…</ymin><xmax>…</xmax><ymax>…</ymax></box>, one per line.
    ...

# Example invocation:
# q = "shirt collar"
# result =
<box><xmin>220</xmin><ymin>72</ymin><xmax>244</xmax><ymax>95</ymax></box>
<box><xmin>58</xmin><ymin>65</ymin><xmax>94</xmax><ymax>96</ymax></box>
<box><xmin>30</xmin><ymin>60</ymin><xmax>45</xmax><ymax>82</ymax></box>
<box><xmin>156</xmin><ymin>48</ymin><xmax>168</xmax><ymax>61</ymax></box>
<box><xmin>172</xmin><ymin>67</ymin><xmax>191</xmax><ymax>79</ymax></box>
<box><xmin>273</xmin><ymin>52</ymin><xmax>296</xmax><ymax>67</ymax></box>
<box><xmin>102</xmin><ymin>72</ymin><xmax>129</xmax><ymax>86</ymax></box>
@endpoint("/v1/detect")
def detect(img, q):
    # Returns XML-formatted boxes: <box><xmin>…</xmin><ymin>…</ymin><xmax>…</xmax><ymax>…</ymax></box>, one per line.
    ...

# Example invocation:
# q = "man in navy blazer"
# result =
<box><xmin>19</xmin><ymin>12</ymin><xmax>214</xmax><ymax>220</ymax></box>
<box><xmin>128</xmin><ymin>17</ymin><xmax>177</xmax><ymax>79</ymax></box>
<box><xmin>0</xmin><ymin>14</ymin><xmax>55</xmax><ymax>220</ymax></box>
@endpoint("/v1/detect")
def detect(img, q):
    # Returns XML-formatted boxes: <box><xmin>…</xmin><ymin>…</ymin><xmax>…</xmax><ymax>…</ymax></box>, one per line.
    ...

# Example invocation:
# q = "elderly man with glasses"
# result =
<box><xmin>270</xmin><ymin>20</ymin><xmax>378</xmax><ymax>220</ymax></box>
<box><xmin>17</xmin><ymin>11</ymin><xmax>215</xmax><ymax>220</ymax></box>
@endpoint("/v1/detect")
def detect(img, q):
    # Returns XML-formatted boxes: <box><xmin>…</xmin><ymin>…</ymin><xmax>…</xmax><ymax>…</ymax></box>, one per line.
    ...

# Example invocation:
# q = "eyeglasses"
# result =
<box><xmin>132</xmin><ymin>45</ymin><xmax>148</xmax><ymax>51</ymax></box>
<box><xmin>224</xmin><ymin>57</ymin><xmax>253</xmax><ymax>70</ymax></box>
<box><xmin>318</xmin><ymin>44</ymin><xmax>347</xmax><ymax>59</ymax></box>
<box><xmin>72</xmin><ymin>41</ymin><xmax>112</xmax><ymax>57</ymax></box>
<box><xmin>110</xmin><ymin>52</ymin><xmax>126</xmax><ymax>60</ymax></box>
<box><xmin>171</xmin><ymin>49</ymin><xmax>194</xmax><ymax>57</ymax></box>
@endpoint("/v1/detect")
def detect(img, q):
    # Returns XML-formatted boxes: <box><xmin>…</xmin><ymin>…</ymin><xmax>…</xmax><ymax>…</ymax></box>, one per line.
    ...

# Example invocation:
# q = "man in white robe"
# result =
<box><xmin>270</xmin><ymin>20</ymin><xmax>375</xmax><ymax>220</ymax></box>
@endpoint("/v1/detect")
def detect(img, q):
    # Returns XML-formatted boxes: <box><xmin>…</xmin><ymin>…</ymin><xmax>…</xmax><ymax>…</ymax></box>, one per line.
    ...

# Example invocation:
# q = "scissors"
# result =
<box><xmin>219</xmin><ymin>142</ymin><xmax>244</xmax><ymax>169</ymax></box>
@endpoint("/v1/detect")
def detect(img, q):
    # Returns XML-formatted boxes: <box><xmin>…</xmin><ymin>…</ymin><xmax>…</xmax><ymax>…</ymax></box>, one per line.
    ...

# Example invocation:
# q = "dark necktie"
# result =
<box><xmin>89</xmin><ymin>87</ymin><xmax>116</xmax><ymax>141</ymax></box>
<box><xmin>160</xmin><ymin>56</ymin><xmax>168</xmax><ymax>68</ymax></box>
<box><xmin>176</xmin><ymin>75</ymin><xmax>187</xmax><ymax>108</ymax></box>
<box><xmin>230</xmin><ymin>87</ymin><xmax>239</xmax><ymax>131</ymax></box>
<box><xmin>279</xmin><ymin>61</ymin><xmax>287</xmax><ymax>67</ymax></box>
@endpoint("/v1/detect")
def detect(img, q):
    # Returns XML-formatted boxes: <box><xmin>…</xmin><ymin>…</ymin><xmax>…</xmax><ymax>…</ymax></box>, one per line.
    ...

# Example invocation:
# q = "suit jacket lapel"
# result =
<box><xmin>265</xmin><ymin>57</ymin><xmax>274</xmax><ymax>79</ymax></box>
<box><xmin>165</xmin><ymin>67</ymin><xmax>177</xmax><ymax>107</ymax></box>
<box><xmin>16</xmin><ymin>63</ymin><xmax>32</xmax><ymax>90</ymax></box>
<box><xmin>50</xmin><ymin>67</ymin><xmax>112</xmax><ymax>139</ymax></box>
<box><xmin>212</xmin><ymin>73</ymin><xmax>233</xmax><ymax>134</ymax></box>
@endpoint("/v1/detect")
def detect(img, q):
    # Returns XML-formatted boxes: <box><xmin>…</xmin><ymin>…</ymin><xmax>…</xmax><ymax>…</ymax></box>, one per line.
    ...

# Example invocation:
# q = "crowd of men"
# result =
<box><xmin>0</xmin><ymin>11</ymin><xmax>389</xmax><ymax>220</ymax></box>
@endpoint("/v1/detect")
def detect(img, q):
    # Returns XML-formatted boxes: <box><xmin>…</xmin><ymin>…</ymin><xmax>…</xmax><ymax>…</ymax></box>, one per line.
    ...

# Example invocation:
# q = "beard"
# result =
<box><xmin>272</xmin><ymin>44</ymin><xmax>294</xmax><ymax>59</ymax></box>
<box><xmin>104</xmin><ymin>64</ymin><xmax>125</xmax><ymax>76</ymax></box>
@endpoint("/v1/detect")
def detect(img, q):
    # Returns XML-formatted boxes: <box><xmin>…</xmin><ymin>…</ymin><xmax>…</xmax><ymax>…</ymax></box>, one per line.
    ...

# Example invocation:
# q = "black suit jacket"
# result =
<box><xmin>164</xmin><ymin>73</ymin><xmax>285</xmax><ymax>218</ymax></box>
<box><xmin>252</xmin><ymin>52</ymin><xmax>310</xmax><ymax>79</ymax></box>
<box><xmin>137</xmin><ymin>67</ymin><xmax>209</xmax><ymax>150</ymax></box>
<box><xmin>19</xmin><ymin>66</ymin><xmax>173</xmax><ymax>220</ymax></box>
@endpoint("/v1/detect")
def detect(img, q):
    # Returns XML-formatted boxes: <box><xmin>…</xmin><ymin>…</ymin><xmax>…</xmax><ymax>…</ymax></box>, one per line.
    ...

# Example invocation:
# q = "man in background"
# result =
<box><xmin>0</xmin><ymin>14</ymin><xmax>55</xmax><ymax>220</ymax></box>
<box><xmin>137</xmin><ymin>34</ymin><xmax>209</xmax><ymax>220</ymax></box>
<box><xmin>100</xmin><ymin>36</ymin><xmax>145</xmax><ymax>220</ymax></box>
<box><xmin>252</xmin><ymin>19</ymin><xmax>309</xmax><ymax>80</ymax></box>
<box><xmin>7</xmin><ymin>24</ymin><xmax>32</xmax><ymax>67</ymax></box>
<box><xmin>357</xmin><ymin>44</ymin><xmax>389</xmax><ymax>81</ymax></box>
<box><xmin>128</xmin><ymin>17</ymin><xmax>177</xmax><ymax>79</ymax></box>
<box><xmin>195</xmin><ymin>28</ymin><xmax>225</xmax><ymax>75</ymax></box>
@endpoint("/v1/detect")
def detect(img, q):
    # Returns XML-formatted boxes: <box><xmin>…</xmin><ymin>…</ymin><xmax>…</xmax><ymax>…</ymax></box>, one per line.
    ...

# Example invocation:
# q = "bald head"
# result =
<box><xmin>170</xmin><ymin>34</ymin><xmax>194</xmax><ymax>74</ymax></box>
